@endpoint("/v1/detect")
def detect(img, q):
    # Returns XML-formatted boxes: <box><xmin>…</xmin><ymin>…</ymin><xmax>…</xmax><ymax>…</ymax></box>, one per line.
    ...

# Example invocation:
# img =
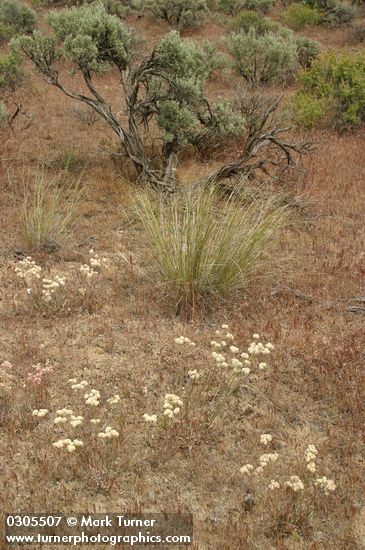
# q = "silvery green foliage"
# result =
<box><xmin>227</xmin><ymin>28</ymin><xmax>298</xmax><ymax>85</ymax></box>
<box><xmin>0</xmin><ymin>0</ymin><xmax>36</xmax><ymax>34</ymax></box>
<box><xmin>144</xmin><ymin>0</ymin><xmax>209</xmax><ymax>29</ymax></box>
<box><xmin>11</xmin><ymin>3</ymin><xmax>244</xmax><ymax>184</ymax></box>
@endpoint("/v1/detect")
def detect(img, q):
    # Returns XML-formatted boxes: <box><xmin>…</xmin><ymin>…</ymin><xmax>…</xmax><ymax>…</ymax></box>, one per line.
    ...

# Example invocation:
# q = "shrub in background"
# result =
<box><xmin>295</xmin><ymin>36</ymin><xmax>320</xmax><ymax>68</ymax></box>
<box><xmin>283</xmin><ymin>3</ymin><xmax>321</xmax><ymax>29</ymax></box>
<box><xmin>347</xmin><ymin>22</ymin><xmax>365</xmax><ymax>44</ymax></box>
<box><xmin>217</xmin><ymin>0</ymin><xmax>274</xmax><ymax>14</ymax></box>
<box><xmin>144</xmin><ymin>0</ymin><xmax>209</xmax><ymax>29</ymax></box>
<box><xmin>293</xmin><ymin>52</ymin><xmax>365</xmax><ymax>129</ymax></box>
<box><xmin>134</xmin><ymin>187</ymin><xmax>286</xmax><ymax>317</ymax></box>
<box><xmin>303</xmin><ymin>0</ymin><xmax>355</xmax><ymax>25</ymax></box>
<box><xmin>0</xmin><ymin>52</ymin><xmax>22</xmax><ymax>90</ymax></box>
<box><xmin>227</xmin><ymin>28</ymin><xmax>298</xmax><ymax>85</ymax></box>
<box><xmin>0</xmin><ymin>0</ymin><xmax>36</xmax><ymax>36</ymax></box>
<box><xmin>230</xmin><ymin>10</ymin><xmax>276</xmax><ymax>33</ymax></box>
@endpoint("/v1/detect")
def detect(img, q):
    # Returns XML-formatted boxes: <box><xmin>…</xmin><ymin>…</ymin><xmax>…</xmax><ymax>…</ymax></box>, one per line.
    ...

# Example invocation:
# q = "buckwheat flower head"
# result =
<box><xmin>215</xmin><ymin>330</ymin><xmax>221</xmax><ymax>335</ymax></box>
<box><xmin>314</xmin><ymin>476</ymin><xmax>336</xmax><ymax>495</ymax></box>
<box><xmin>221</xmin><ymin>324</ymin><xmax>229</xmax><ymax>329</ymax></box>
<box><xmin>210</xmin><ymin>341</ymin><xmax>222</xmax><ymax>350</ymax></box>
<box><xmin>56</xmin><ymin>408</ymin><xmax>73</xmax><ymax>417</ymax></box>
<box><xmin>307</xmin><ymin>462</ymin><xmax>316</xmax><ymax>473</ymax></box>
<box><xmin>305</xmin><ymin>444</ymin><xmax>318</xmax><ymax>463</ymax></box>
<box><xmin>230</xmin><ymin>345</ymin><xmax>239</xmax><ymax>353</ymax></box>
<box><xmin>266</xmin><ymin>343</ymin><xmax>275</xmax><ymax>350</ymax></box>
<box><xmin>231</xmin><ymin>358</ymin><xmax>243</xmax><ymax>368</ymax></box>
<box><xmin>107</xmin><ymin>394</ymin><xmax>121</xmax><ymax>405</ymax></box>
<box><xmin>188</xmin><ymin>369</ymin><xmax>200</xmax><ymax>380</ymax></box>
<box><xmin>52</xmin><ymin>439</ymin><xmax>65</xmax><ymax>449</ymax></box>
<box><xmin>68</xmin><ymin>378</ymin><xmax>77</xmax><ymax>384</ymax></box>
<box><xmin>254</xmin><ymin>466</ymin><xmax>264</xmax><ymax>476</ymax></box>
<box><xmin>260</xmin><ymin>433</ymin><xmax>273</xmax><ymax>446</ymax></box>
<box><xmin>253</xmin><ymin>334</ymin><xmax>260</xmax><ymax>339</ymax></box>
<box><xmin>268</xmin><ymin>480</ymin><xmax>280</xmax><ymax>490</ymax></box>
<box><xmin>98</xmin><ymin>427</ymin><xmax>119</xmax><ymax>439</ymax></box>
<box><xmin>285</xmin><ymin>476</ymin><xmax>304</xmax><ymax>492</ymax></box>
<box><xmin>70</xmin><ymin>415</ymin><xmax>83</xmax><ymax>428</ymax></box>
<box><xmin>259</xmin><ymin>452</ymin><xmax>279</xmax><ymax>467</ymax></box>
<box><xmin>32</xmin><ymin>409</ymin><xmax>48</xmax><ymax>418</ymax></box>
<box><xmin>259</xmin><ymin>362</ymin><xmax>267</xmax><ymax>370</ymax></box>
<box><xmin>143</xmin><ymin>414</ymin><xmax>157</xmax><ymax>423</ymax></box>
<box><xmin>241</xmin><ymin>353</ymin><xmax>249</xmax><ymax>359</ymax></box>
<box><xmin>241</xmin><ymin>367</ymin><xmax>250</xmax><ymax>375</ymax></box>
<box><xmin>240</xmin><ymin>464</ymin><xmax>254</xmax><ymax>475</ymax></box>
<box><xmin>90</xmin><ymin>418</ymin><xmax>100</xmax><ymax>425</ymax></box>
<box><xmin>54</xmin><ymin>416</ymin><xmax>67</xmax><ymax>425</ymax></box>
<box><xmin>226</xmin><ymin>333</ymin><xmax>234</xmax><ymax>340</ymax></box>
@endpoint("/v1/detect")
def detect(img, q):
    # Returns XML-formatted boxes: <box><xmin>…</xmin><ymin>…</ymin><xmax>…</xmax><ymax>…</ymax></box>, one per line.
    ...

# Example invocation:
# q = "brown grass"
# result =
<box><xmin>0</xmin><ymin>3</ymin><xmax>364</xmax><ymax>549</ymax></box>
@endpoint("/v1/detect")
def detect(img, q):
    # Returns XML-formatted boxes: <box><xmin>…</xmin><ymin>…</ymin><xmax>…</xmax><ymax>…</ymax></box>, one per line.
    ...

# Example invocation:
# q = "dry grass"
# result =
<box><xmin>0</xmin><ymin>4</ymin><xmax>364</xmax><ymax>549</ymax></box>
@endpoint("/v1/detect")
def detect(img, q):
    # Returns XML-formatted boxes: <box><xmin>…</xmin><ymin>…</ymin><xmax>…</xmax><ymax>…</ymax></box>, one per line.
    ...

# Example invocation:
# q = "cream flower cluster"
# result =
<box><xmin>52</xmin><ymin>438</ymin><xmax>83</xmax><ymax>452</ymax></box>
<box><xmin>32</xmin><ymin>408</ymin><xmax>48</xmax><ymax>418</ymax></box>
<box><xmin>42</xmin><ymin>275</ymin><xmax>66</xmax><ymax>303</ymax></box>
<box><xmin>174</xmin><ymin>336</ymin><xmax>196</xmax><ymax>346</ymax></box>
<box><xmin>163</xmin><ymin>393</ymin><xmax>183</xmax><ymax>419</ymax></box>
<box><xmin>285</xmin><ymin>475</ymin><xmax>304</xmax><ymax>492</ymax></box>
<box><xmin>107</xmin><ymin>394</ymin><xmax>121</xmax><ymax>405</ymax></box>
<box><xmin>80</xmin><ymin>264</ymin><xmax>98</xmax><ymax>279</ymax></box>
<box><xmin>314</xmin><ymin>476</ymin><xmax>336</xmax><ymax>495</ymax></box>
<box><xmin>260</xmin><ymin>433</ymin><xmax>273</xmax><ymax>446</ymax></box>
<box><xmin>259</xmin><ymin>452</ymin><xmax>279</xmax><ymax>467</ymax></box>
<box><xmin>69</xmin><ymin>379</ymin><xmax>88</xmax><ymax>390</ymax></box>
<box><xmin>268</xmin><ymin>479</ymin><xmax>280</xmax><ymax>490</ymax></box>
<box><xmin>305</xmin><ymin>444</ymin><xmax>318</xmax><ymax>472</ymax></box>
<box><xmin>0</xmin><ymin>360</ymin><xmax>14</xmax><ymax>391</ymax></box>
<box><xmin>54</xmin><ymin>408</ymin><xmax>74</xmax><ymax>425</ymax></box>
<box><xmin>84</xmin><ymin>389</ymin><xmax>100</xmax><ymax>406</ymax></box>
<box><xmin>143</xmin><ymin>413</ymin><xmax>158</xmax><ymax>423</ymax></box>
<box><xmin>211</xmin><ymin>352</ymin><xmax>227</xmax><ymax>366</ymax></box>
<box><xmin>15</xmin><ymin>257</ymin><xmax>42</xmax><ymax>286</ymax></box>
<box><xmin>89</xmin><ymin>250</ymin><xmax>109</xmax><ymax>269</ymax></box>
<box><xmin>98</xmin><ymin>426</ymin><xmax>119</xmax><ymax>439</ymax></box>
<box><xmin>240</xmin><ymin>463</ymin><xmax>254</xmax><ymax>475</ymax></box>
<box><xmin>90</xmin><ymin>418</ymin><xmax>101</xmax><ymax>425</ymax></box>
<box><xmin>188</xmin><ymin>369</ymin><xmax>200</xmax><ymax>380</ymax></box>
<box><xmin>248</xmin><ymin>339</ymin><xmax>274</xmax><ymax>356</ymax></box>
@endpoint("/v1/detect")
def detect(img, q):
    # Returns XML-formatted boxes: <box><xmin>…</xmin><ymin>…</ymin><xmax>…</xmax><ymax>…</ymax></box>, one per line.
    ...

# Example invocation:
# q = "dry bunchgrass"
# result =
<box><xmin>0</xmin><ymin>8</ymin><xmax>364</xmax><ymax>549</ymax></box>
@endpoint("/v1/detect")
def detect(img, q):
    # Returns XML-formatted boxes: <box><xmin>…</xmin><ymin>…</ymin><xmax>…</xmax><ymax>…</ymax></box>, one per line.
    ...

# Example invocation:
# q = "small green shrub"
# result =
<box><xmin>227</xmin><ymin>28</ymin><xmax>298</xmax><ymax>85</ymax></box>
<box><xmin>0</xmin><ymin>52</ymin><xmax>22</xmax><ymax>89</ymax></box>
<box><xmin>283</xmin><ymin>3</ymin><xmax>320</xmax><ymax>29</ymax></box>
<box><xmin>217</xmin><ymin>0</ymin><xmax>274</xmax><ymax>14</ymax></box>
<box><xmin>40</xmin><ymin>0</ymin><xmax>135</xmax><ymax>15</ymax></box>
<box><xmin>348</xmin><ymin>22</ymin><xmax>365</xmax><ymax>44</ymax></box>
<box><xmin>291</xmin><ymin>92</ymin><xmax>328</xmax><ymax>128</ymax></box>
<box><xmin>135</xmin><ymin>187</ymin><xmax>285</xmax><ymax>317</ymax></box>
<box><xmin>302</xmin><ymin>0</ymin><xmax>355</xmax><ymax>25</ymax></box>
<box><xmin>293</xmin><ymin>52</ymin><xmax>365</xmax><ymax>129</ymax></box>
<box><xmin>295</xmin><ymin>36</ymin><xmax>320</xmax><ymax>68</ymax></box>
<box><xmin>144</xmin><ymin>0</ymin><xmax>209</xmax><ymax>29</ymax></box>
<box><xmin>230</xmin><ymin>10</ymin><xmax>275</xmax><ymax>33</ymax></box>
<box><xmin>0</xmin><ymin>0</ymin><xmax>36</xmax><ymax>34</ymax></box>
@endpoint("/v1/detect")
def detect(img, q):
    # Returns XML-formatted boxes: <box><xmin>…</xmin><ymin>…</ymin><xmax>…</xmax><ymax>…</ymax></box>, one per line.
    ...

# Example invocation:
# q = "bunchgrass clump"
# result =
<box><xmin>134</xmin><ymin>186</ymin><xmax>286</xmax><ymax>317</ymax></box>
<box><xmin>21</xmin><ymin>171</ymin><xmax>83</xmax><ymax>252</ymax></box>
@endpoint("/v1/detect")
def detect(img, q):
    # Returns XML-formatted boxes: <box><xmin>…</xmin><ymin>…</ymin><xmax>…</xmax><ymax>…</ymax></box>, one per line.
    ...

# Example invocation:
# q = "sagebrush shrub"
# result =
<box><xmin>230</xmin><ymin>10</ymin><xmax>275</xmax><ymax>33</ymax></box>
<box><xmin>227</xmin><ymin>28</ymin><xmax>298</xmax><ymax>85</ymax></box>
<box><xmin>293</xmin><ymin>52</ymin><xmax>365</xmax><ymax>129</ymax></box>
<box><xmin>144</xmin><ymin>0</ymin><xmax>209</xmax><ymax>29</ymax></box>
<box><xmin>283</xmin><ymin>3</ymin><xmax>320</xmax><ymax>29</ymax></box>
<box><xmin>295</xmin><ymin>36</ymin><xmax>320</xmax><ymax>68</ymax></box>
<box><xmin>348</xmin><ymin>22</ymin><xmax>365</xmax><ymax>44</ymax></box>
<box><xmin>303</xmin><ymin>0</ymin><xmax>355</xmax><ymax>24</ymax></box>
<box><xmin>134</xmin><ymin>187</ymin><xmax>286</xmax><ymax>317</ymax></box>
<box><xmin>0</xmin><ymin>52</ymin><xmax>22</xmax><ymax>89</ymax></box>
<box><xmin>0</xmin><ymin>0</ymin><xmax>36</xmax><ymax>35</ymax></box>
<box><xmin>217</xmin><ymin>0</ymin><xmax>274</xmax><ymax>14</ymax></box>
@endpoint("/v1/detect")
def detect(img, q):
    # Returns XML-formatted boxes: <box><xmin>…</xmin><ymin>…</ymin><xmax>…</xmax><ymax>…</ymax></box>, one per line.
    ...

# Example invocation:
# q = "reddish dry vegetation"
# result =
<box><xmin>0</xmin><ymin>5</ymin><xmax>365</xmax><ymax>550</ymax></box>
